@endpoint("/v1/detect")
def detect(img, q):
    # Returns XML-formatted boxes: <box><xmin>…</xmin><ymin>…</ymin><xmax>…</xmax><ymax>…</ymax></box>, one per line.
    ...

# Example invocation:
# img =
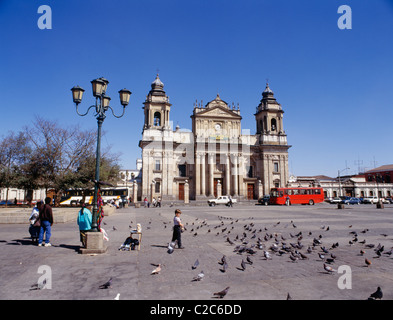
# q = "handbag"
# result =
<box><xmin>33</xmin><ymin>218</ymin><xmax>41</xmax><ymax>227</ymax></box>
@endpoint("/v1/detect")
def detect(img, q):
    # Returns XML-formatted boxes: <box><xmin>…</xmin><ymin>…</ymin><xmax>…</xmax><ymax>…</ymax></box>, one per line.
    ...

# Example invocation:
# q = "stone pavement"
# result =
<box><xmin>0</xmin><ymin>202</ymin><xmax>392</xmax><ymax>301</ymax></box>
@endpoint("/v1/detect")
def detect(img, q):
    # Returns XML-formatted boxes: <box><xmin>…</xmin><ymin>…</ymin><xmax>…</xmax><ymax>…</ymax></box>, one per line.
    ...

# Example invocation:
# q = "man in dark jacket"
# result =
<box><xmin>38</xmin><ymin>197</ymin><xmax>54</xmax><ymax>247</ymax></box>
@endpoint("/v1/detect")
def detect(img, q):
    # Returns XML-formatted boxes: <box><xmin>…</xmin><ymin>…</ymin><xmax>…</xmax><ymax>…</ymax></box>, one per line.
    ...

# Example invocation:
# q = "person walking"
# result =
<box><xmin>77</xmin><ymin>203</ymin><xmax>92</xmax><ymax>247</ymax></box>
<box><xmin>157</xmin><ymin>196</ymin><xmax>161</xmax><ymax>208</ymax></box>
<box><xmin>28</xmin><ymin>200</ymin><xmax>42</xmax><ymax>244</ymax></box>
<box><xmin>171</xmin><ymin>209</ymin><xmax>184</xmax><ymax>249</ymax></box>
<box><xmin>38</xmin><ymin>197</ymin><xmax>54</xmax><ymax>247</ymax></box>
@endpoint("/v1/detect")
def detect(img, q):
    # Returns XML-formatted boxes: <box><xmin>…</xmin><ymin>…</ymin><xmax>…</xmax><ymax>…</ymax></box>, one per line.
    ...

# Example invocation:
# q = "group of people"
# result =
<box><xmin>143</xmin><ymin>196</ymin><xmax>161</xmax><ymax>208</ymax></box>
<box><xmin>29</xmin><ymin>198</ymin><xmax>93</xmax><ymax>248</ymax></box>
<box><xmin>28</xmin><ymin>196</ymin><xmax>185</xmax><ymax>251</ymax></box>
<box><xmin>28</xmin><ymin>197</ymin><xmax>54</xmax><ymax>246</ymax></box>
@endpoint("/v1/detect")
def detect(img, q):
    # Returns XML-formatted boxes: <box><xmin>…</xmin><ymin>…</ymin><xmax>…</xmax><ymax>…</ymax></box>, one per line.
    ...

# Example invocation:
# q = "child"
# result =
<box><xmin>171</xmin><ymin>209</ymin><xmax>184</xmax><ymax>249</ymax></box>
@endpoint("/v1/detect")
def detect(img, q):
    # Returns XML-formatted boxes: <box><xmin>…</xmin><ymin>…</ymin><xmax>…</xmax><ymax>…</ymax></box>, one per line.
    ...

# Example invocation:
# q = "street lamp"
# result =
<box><xmin>71</xmin><ymin>77</ymin><xmax>132</xmax><ymax>232</ymax></box>
<box><xmin>338</xmin><ymin>167</ymin><xmax>350</xmax><ymax>197</ymax></box>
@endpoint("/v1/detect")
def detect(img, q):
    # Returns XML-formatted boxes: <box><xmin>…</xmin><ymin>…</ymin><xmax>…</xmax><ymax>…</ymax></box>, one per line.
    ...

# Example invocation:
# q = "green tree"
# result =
<box><xmin>0</xmin><ymin>131</ymin><xmax>29</xmax><ymax>206</ymax></box>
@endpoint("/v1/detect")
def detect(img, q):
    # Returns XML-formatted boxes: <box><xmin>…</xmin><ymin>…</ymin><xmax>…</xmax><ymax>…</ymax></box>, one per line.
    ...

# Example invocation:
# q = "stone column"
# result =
<box><xmin>162</xmin><ymin>151</ymin><xmax>167</xmax><ymax>197</ymax></box>
<box><xmin>225</xmin><ymin>154</ymin><xmax>230</xmax><ymax>195</ymax></box>
<box><xmin>201</xmin><ymin>153</ymin><xmax>206</xmax><ymax>196</ymax></box>
<box><xmin>133</xmin><ymin>181</ymin><xmax>138</xmax><ymax>203</ymax></box>
<box><xmin>258</xmin><ymin>180</ymin><xmax>263</xmax><ymax>199</ymax></box>
<box><xmin>209</xmin><ymin>153</ymin><xmax>214</xmax><ymax>197</ymax></box>
<box><xmin>233</xmin><ymin>155</ymin><xmax>238</xmax><ymax>196</ymax></box>
<box><xmin>195</xmin><ymin>153</ymin><xmax>201</xmax><ymax>196</ymax></box>
<box><xmin>184</xmin><ymin>180</ymin><xmax>189</xmax><ymax>204</ymax></box>
<box><xmin>238</xmin><ymin>154</ymin><xmax>244</xmax><ymax>198</ymax></box>
<box><xmin>150</xmin><ymin>182</ymin><xmax>155</xmax><ymax>203</ymax></box>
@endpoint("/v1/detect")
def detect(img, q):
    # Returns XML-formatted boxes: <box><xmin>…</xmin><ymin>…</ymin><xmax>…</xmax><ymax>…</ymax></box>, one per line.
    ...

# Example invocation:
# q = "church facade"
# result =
<box><xmin>138</xmin><ymin>75</ymin><xmax>291</xmax><ymax>201</ymax></box>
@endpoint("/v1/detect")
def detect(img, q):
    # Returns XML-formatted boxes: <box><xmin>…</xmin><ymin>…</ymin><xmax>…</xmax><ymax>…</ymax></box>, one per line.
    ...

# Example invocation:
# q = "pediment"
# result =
<box><xmin>194</xmin><ymin>106</ymin><xmax>241</xmax><ymax>120</ymax></box>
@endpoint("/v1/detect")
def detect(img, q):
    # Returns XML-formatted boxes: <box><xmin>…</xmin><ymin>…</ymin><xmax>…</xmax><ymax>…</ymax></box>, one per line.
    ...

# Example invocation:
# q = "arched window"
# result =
<box><xmin>271</xmin><ymin>118</ymin><xmax>277</xmax><ymax>131</ymax></box>
<box><xmin>153</xmin><ymin>112</ymin><xmax>161</xmax><ymax>126</ymax></box>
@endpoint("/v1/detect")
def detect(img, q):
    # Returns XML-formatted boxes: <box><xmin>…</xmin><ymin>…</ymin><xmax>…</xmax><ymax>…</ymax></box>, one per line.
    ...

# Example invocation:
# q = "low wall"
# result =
<box><xmin>0</xmin><ymin>205</ymin><xmax>117</xmax><ymax>224</ymax></box>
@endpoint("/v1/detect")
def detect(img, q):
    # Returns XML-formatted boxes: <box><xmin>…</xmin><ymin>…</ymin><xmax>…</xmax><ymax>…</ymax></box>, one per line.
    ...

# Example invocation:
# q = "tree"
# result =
<box><xmin>24</xmin><ymin>116</ymin><xmax>97</xmax><ymax>205</ymax></box>
<box><xmin>24</xmin><ymin>116</ymin><xmax>122</xmax><ymax>205</ymax></box>
<box><xmin>1</xmin><ymin>117</ymin><xmax>122</xmax><ymax>206</ymax></box>
<box><xmin>0</xmin><ymin>131</ymin><xmax>30</xmax><ymax>206</ymax></box>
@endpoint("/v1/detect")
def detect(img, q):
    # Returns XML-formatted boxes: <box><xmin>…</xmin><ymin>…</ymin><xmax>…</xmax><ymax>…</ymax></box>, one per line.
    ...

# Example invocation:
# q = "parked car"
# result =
<box><xmin>207</xmin><ymin>196</ymin><xmax>237</xmax><ymax>206</ymax></box>
<box><xmin>362</xmin><ymin>197</ymin><xmax>380</xmax><ymax>204</ymax></box>
<box><xmin>258</xmin><ymin>195</ymin><xmax>270</xmax><ymax>206</ymax></box>
<box><xmin>342</xmin><ymin>197</ymin><xmax>361</xmax><ymax>205</ymax></box>
<box><xmin>0</xmin><ymin>200</ymin><xmax>14</xmax><ymax>206</ymax></box>
<box><xmin>329</xmin><ymin>197</ymin><xmax>342</xmax><ymax>204</ymax></box>
<box><xmin>386</xmin><ymin>197</ymin><xmax>393</xmax><ymax>204</ymax></box>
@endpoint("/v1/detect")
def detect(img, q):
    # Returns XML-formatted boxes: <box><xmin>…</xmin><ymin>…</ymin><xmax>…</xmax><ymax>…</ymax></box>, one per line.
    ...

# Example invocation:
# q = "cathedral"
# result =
<box><xmin>138</xmin><ymin>75</ymin><xmax>291</xmax><ymax>202</ymax></box>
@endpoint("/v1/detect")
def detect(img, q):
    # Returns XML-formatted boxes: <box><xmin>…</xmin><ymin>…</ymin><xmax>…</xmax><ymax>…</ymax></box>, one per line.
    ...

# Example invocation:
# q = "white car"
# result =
<box><xmin>329</xmin><ymin>197</ymin><xmax>342</xmax><ymax>204</ymax></box>
<box><xmin>362</xmin><ymin>197</ymin><xmax>381</xmax><ymax>204</ymax></box>
<box><xmin>207</xmin><ymin>196</ymin><xmax>237</xmax><ymax>206</ymax></box>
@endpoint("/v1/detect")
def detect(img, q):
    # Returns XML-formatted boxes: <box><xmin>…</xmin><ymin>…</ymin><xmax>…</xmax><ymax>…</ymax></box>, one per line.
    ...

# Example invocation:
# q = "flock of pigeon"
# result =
<box><xmin>157</xmin><ymin>214</ymin><xmax>389</xmax><ymax>300</ymax></box>
<box><xmin>31</xmin><ymin>213</ymin><xmax>388</xmax><ymax>300</ymax></box>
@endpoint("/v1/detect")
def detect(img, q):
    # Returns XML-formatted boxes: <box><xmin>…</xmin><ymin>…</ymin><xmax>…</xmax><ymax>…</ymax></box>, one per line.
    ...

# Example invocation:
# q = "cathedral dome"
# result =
<box><xmin>151</xmin><ymin>74</ymin><xmax>164</xmax><ymax>88</ymax></box>
<box><xmin>149</xmin><ymin>74</ymin><xmax>166</xmax><ymax>96</ymax></box>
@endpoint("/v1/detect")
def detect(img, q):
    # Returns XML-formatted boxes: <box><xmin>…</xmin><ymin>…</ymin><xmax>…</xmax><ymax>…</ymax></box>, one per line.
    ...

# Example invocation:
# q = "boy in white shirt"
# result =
<box><xmin>172</xmin><ymin>209</ymin><xmax>184</xmax><ymax>249</ymax></box>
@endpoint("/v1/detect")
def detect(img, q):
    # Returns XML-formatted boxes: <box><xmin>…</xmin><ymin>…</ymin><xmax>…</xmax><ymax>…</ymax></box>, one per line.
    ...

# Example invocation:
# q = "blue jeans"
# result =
<box><xmin>38</xmin><ymin>221</ymin><xmax>52</xmax><ymax>244</ymax></box>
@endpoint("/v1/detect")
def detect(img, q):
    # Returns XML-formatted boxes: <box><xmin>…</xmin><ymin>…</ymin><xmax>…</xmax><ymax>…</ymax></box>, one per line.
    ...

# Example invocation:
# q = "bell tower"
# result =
<box><xmin>255</xmin><ymin>82</ymin><xmax>285</xmax><ymax>137</ymax></box>
<box><xmin>142</xmin><ymin>74</ymin><xmax>172</xmax><ymax>131</ymax></box>
<box><xmin>254</xmin><ymin>82</ymin><xmax>291</xmax><ymax>195</ymax></box>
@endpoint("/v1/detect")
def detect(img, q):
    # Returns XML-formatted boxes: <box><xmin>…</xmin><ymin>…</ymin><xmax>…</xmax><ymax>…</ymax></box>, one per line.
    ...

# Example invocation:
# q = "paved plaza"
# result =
<box><xmin>0</xmin><ymin>202</ymin><xmax>392</xmax><ymax>301</ymax></box>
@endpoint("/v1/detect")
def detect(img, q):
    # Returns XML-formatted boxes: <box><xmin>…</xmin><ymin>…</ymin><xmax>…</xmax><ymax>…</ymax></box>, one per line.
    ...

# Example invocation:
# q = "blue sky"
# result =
<box><xmin>1</xmin><ymin>0</ymin><xmax>392</xmax><ymax>177</ymax></box>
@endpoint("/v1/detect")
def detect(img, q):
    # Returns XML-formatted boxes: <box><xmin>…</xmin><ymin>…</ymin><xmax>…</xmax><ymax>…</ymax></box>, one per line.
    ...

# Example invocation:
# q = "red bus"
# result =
<box><xmin>269</xmin><ymin>187</ymin><xmax>324</xmax><ymax>205</ymax></box>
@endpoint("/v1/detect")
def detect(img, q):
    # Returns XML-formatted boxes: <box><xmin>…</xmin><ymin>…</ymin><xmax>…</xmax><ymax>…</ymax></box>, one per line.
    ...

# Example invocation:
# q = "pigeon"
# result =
<box><xmin>365</xmin><ymin>258</ymin><xmax>372</xmax><ymax>267</ymax></box>
<box><xmin>383</xmin><ymin>248</ymin><xmax>393</xmax><ymax>256</ymax></box>
<box><xmin>263</xmin><ymin>251</ymin><xmax>272</xmax><ymax>260</ymax></box>
<box><xmin>151</xmin><ymin>264</ymin><xmax>162</xmax><ymax>275</ymax></box>
<box><xmin>30</xmin><ymin>279</ymin><xmax>47</xmax><ymax>290</ymax></box>
<box><xmin>323</xmin><ymin>264</ymin><xmax>336</xmax><ymax>273</ymax></box>
<box><xmin>299</xmin><ymin>252</ymin><xmax>308</xmax><ymax>260</ymax></box>
<box><xmin>114</xmin><ymin>293</ymin><xmax>120</xmax><ymax>300</ymax></box>
<box><xmin>112</xmin><ymin>226</ymin><xmax>117</xmax><ymax>231</ymax></box>
<box><xmin>246</xmin><ymin>255</ymin><xmax>253</xmax><ymax>265</ymax></box>
<box><xmin>318</xmin><ymin>253</ymin><xmax>325</xmax><ymax>260</ymax></box>
<box><xmin>219</xmin><ymin>255</ymin><xmax>227</xmax><ymax>265</ymax></box>
<box><xmin>167</xmin><ymin>242</ymin><xmax>175</xmax><ymax>254</ymax></box>
<box><xmin>192</xmin><ymin>259</ymin><xmax>199</xmax><ymax>270</ymax></box>
<box><xmin>289</xmin><ymin>254</ymin><xmax>299</xmax><ymax>263</ymax></box>
<box><xmin>99</xmin><ymin>277</ymin><xmax>112</xmax><ymax>289</ymax></box>
<box><xmin>286</xmin><ymin>292</ymin><xmax>293</xmax><ymax>300</ymax></box>
<box><xmin>321</xmin><ymin>246</ymin><xmax>329</xmax><ymax>254</ymax></box>
<box><xmin>369</xmin><ymin>286</ymin><xmax>383</xmax><ymax>300</ymax></box>
<box><xmin>192</xmin><ymin>271</ymin><xmax>204</xmax><ymax>282</ymax></box>
<box><xmin>213</xmin><ymin>286</ymin><xmax>230</xmax><ymax>299</ymax></box>
<box><xmin>240</xmin><ymin>259</ymin><xmax>246</xmax><ymax>271</ymax></box>
<box><xmin>220</xmin><ymin>261</ymin><xmax>228</xmax><ymax>273</ymax></box>
<box><xmin>360</xmin><ymin>250</ymin><xmax>365</xmax><ymax>256</ymax></box>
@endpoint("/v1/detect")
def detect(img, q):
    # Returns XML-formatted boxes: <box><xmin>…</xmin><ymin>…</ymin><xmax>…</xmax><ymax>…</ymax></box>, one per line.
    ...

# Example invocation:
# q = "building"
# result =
<box><xmin>138</xmin><ymin>75</ymin><xmax>291</xmax><ymax>202</ymax></box>
<box><xmin>118</xmin><ymin>159</ymin><xmax>142</xmax><ymax>201</ymax></box>
<box><xmin>289</xmin><ymin>173</ymin><xmax>393</xmax><ymax>199</ymax></box>
<box><xmin>364</xmin><ymin>164</ymin><xmax>393</xmax><ymax>184</ymax></box>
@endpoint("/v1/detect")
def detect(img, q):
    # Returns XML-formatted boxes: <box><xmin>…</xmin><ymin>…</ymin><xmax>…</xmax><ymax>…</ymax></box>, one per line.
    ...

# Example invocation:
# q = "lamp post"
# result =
<box><xmin>71</xmin><ymin>78</ymin><xmax>131</xmax><ymax>232</ymax></box>
<box><xmin>338</xmin><ymin>167</ymin><xmax>350</xmax><ymax>198</ymax></box>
